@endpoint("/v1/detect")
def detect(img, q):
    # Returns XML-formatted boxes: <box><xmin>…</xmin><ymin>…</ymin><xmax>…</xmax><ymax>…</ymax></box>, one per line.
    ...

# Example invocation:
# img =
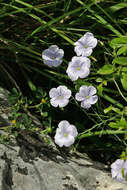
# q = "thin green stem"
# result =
<box><xmin>113</xmin><ymin>78</ymin><xmax>127</xmax><ymax>103</ymax></box>
<box><xmin>78</xmin><ymin>130</ymin><xmax>127</xmax><ymax>140</ymax></box>
<box><xmin>100</xmin><ymin>93</ymin><xmax>124</xmax><ymax>109</ymax></box>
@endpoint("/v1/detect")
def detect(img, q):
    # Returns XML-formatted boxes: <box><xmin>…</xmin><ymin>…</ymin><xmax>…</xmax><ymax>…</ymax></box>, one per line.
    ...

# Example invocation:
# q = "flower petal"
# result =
<box><xmin>82</xmin><ymin>48</ymin><xmax>93</xmax><ymax>57</ymax></box>
<box><xmin>111</xmin><ymin>159</ymin><xmax>124</xmax><ymax>170</ymax></box>
<box><xmin>111</xmin><ymin>169</ymin><xmax>118</xmax><ymax>178</ymax></box>
<box><xmin>42</xmin><ymin>50</ymin><xmax>50</xmax><ymax>60</ymax></box>
<box><xmin>58</xmin><ymin>120</ymin><xmax>70</xmax><ymax>131</ymax></box>
<box><xmin>85</xmin><ymin>32</ymin><xmax>94</xmax><ymax>37</ymax></box>
<box><xmin>56</xmin><ymin>49</ymin><xmax>64</xmax><ymax>59</ymax></box>
<box><xmin>63</xmin><ymin>135</ymin><xmax>75</xmax><ymax>147</ymax></box>
<box><xmin>82</xmin><ymin>57</ymin><xmax>91</xmax><ymax>68</ymax></box>
<box><xmin>88</xmin><ymin>86</ymin><xmax>97</xmax><ymax>96</ymax></box>
<box><xmin>87</xmin><ymin>37</ymin><xmax>97</xmax><ymax>48</ymax></box>
<box><xmin>66</xmin><ymin>67</ymin><xmax>79</xmax><ymax>81</ymax></box>
<box><xmin>53</xmin><ymin>59</ymin><xmax>63</xmax><ymax>67</ymax></box>
<box><xmin>49</xmin><ymin>45</ymin><xmax>59</xmax><ymax>52</ymax></box>
<box><xmin>50</xmin><ymin>98</ymin><xmax>59</xmax><ymax>107</ymax></box>
<box><xmin>74</xmin><ymin>35</ymin><xmax>86</xmax><ymax>46</ymax></box>
<box><xmin>49</xmin><ymin>88</ymin><xmax>58</xmax><ymax>98</ymax></box>
<box><xmin>74</xmin><ymin>46</ymin><xmax>84</xmax><ymax>56</ymax></box>
<box><xmin>43</xmin><ymin>59</ymin><xmax>56</xmax><ymax>67</ymax></box>
<box><xmin>58</xmin><ymin>98</ymin><xmax>69</xmax><ymax>108</ymax></box>
<box><xmin>75</xmin><ymin>92</ymin><xmax>85</xmax><ymax>102</ymax></box>
<box><xmin>116</xmin><ymin>171</ymin><xmax>125</xmax><ymax>182</ymax></box>
<box><xmin>79</xmin><ymin>67</ymin><xmax>90</xmax><ymax>79</ymax></box>
<box><xmin>58</xmin><ymin>86</ymin><xmax>71</xmax><ymax>99</ymax></box>
<box><xmin>67</xmin><ymin>125</ymin><xmax>78</xmax><ymax>137</ymax></box>
<box><xmin>71</xmin><ymin>56</ymin><xmax>91</xmax><ymax>68</ymax></box>
<box><xmin>80</xmin><ymin>86</ymin><xmax>89</xmax><ymax>96</ymax></box>
<box><xmin>54</xmin><ymin>134</ymin><xmax>64</xmax><ymax>147</ymax></box>
<box><xmin>88</xmin><ymin>95</ymin><xmax>98</xmax><ymax>105</ymax></box>
<box><xmin>81</xmin><ymin>100</ymin><xmax>91</xmax><ymax>109</ymax></box>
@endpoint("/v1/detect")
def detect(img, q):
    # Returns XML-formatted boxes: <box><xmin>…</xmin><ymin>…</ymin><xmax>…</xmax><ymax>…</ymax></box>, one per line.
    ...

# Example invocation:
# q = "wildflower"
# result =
<box><xmin>66</xmin><ymin>56</ymin><xmax>90</xmax><ymax>81</ymax></box>
<box><xmin>41</xmin><ymin>98</ymin><xmax>46</xmax><ymax>104</ymax></box>
<box><xmin>49</xmin><ymin>86</ymin><xmax>71</xmax><ymax>108</ymax></box>
<box><xmin>74</xmin><ymin>32</ymin><xmax>97</xmax><ymax>57</ymax></box>
<box><xmin>111</xmin><ymin>159</ymin><xmax>127</xmax><ymax>182</ymax></box>
<box><xmin>54</xmin><ymin>120</ymin><xmax>78</xmax><ymax>147</ymax></box>
<box><xmin>75</xmin><ymin>85</ymin><xmax>98</xmax><ymax>109</ymax></box>
<box><xmin>42</xmin><ymin>45</ymin><xmax>64</xmax><ymax>67</ymax></box>
<box><xmin>11</xmin><ymin>120</ymin><xmax>16</xmax><ymax>125</ymax></box>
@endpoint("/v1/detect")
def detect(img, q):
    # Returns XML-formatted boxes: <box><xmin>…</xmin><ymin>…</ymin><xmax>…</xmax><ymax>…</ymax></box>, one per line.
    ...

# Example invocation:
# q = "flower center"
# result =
<box><xmin>85</xmin><ymin>45</ymin><xmax>88</xmax><ymax>48</ymax></box>
<box><xmin>77</xmin><ymin>67</ymin><xmax>81</xmax><ymax>71</ymax></box>
<box><xmin>59</xmin><ymin>95</ymin><xmax>63</xmax><ymax>100</ymax></box>
<box><xmin>85</xmin><ymin>95</ymin><xmax>90</xmax><ymax>99</ymax></box>
<box><xmin>52</xmin><ymin>56</ymin><xmax>56</xmax><ymax>60</ymax></box>
<box><xmin>64</xmin><ymin>133</ymin><xmax>68</xmax><ymax>137</ymax></box>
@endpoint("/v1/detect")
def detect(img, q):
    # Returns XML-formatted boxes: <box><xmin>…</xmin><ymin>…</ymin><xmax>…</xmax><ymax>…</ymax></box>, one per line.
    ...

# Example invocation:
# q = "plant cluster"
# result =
<box><xmin>42</xmin><ymin>32</ymin><xmax>98</xmax><ymax>147</ymax></box>
<box><xmin>1</xmin><ymin>0</ymin><xmax>127</xmax><ymax>183</ymax></box>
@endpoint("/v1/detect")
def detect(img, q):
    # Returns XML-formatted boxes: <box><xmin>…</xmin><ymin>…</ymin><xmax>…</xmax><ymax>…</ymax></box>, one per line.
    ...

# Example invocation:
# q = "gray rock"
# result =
<box><xmin>0</xmin><ymin>141</ymin><xmax>127</xmax><ymax>190</ymax></box>
<box><xmin>0</xmin><ymin>87</ymin><xmax>127</xmax><ymax>190</ymax></box>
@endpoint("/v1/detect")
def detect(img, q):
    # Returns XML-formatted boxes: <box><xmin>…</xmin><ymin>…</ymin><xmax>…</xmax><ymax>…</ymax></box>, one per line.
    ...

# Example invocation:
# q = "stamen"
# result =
<box><xmin>77</xmin><ymin>67</ymin><xmax>81</xmax><ymax>71</ymax></box>
<box><xmin>85</xmin><ymin>45</ymin><xmax>88</xmax><ymax>48</ymax></box>
<box><xmin>64</xmin><ymin>133</ymin><xmax>68</xmax><ymax>137</ymax></box>
<box><xmin>59</xmin><ymin>96</ymin><xmax>63</xmax><ymax>100</ymax></box>
<box><xmin>85</xmin><ymin>96</ymin><xmax>90</xmax><ymax>99</ymax></box>
<box><xmin>52</xmin><ymin>56</ymin><xmax>56</xmax><ymax>59</ymax></box>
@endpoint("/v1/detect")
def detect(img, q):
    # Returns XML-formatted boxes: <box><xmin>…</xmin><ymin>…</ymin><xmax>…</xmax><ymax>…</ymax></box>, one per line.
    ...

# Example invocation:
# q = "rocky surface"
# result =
<box><xmin>0</xmin><ymin>87</ymin><xmax>127</xmax><ymax>190</ymax></box>
<box><xmin>0</xmin><ymin>140</ymin><xmax>127</xmax><ymax>190</ymax></box>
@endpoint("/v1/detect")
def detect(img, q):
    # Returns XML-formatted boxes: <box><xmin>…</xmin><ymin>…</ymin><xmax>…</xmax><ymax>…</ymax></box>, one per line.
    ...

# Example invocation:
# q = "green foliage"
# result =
<box><xmin>121</xmin><ymin>72</ymin><xmax>127</xmax><ymax>91</ymax></box>
<box><xmin>113</xmin><ymin>57</ymin><xmax>127</xmax><ymax>66</ymax></box>
<box><xmin>121</xmin><ymin>148</ymin><xmax>127</xmax><ymax>160</ymax></box>
<box><xmin>98</xmin><ymin>64</ymin><xmax>115</xmax><ymax>75</ymax></box>
<box><xmin>0</xmin><ymin>0</ymin><xmax>127</xmax><ymax>162</ymax></box>
<box><xmin>2</xmin><ymin>87</ymin><xmax>52</xmax><ymax>143</ymax></box>
<box><xmin>109</xmin><ymin>117</ymin><xmax>127</xmax><ymax>129</ymax></box>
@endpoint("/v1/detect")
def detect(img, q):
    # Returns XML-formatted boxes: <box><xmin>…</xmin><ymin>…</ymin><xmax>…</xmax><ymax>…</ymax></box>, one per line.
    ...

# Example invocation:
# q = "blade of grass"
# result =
<box><xmin>95</xmin><ymin>3</ymin><xmax>125</xmax><ymax>34</ymax></box>
<box><xmin>108</xmin><ymin>3</ymin><xmax>127</xmax><ymax>13</ymax></box>
<box><xmin>5</xmin><ymin>2</ymin><xmax>74</xmax><ymax>45</ymax></box>
<box><xmin>100</xmin><ymin>93</ymin><xmax>124</xmax><ymax>109</ymax></box>
<box><xmin>76</xmin><ymin>0</ymin><xmax>122</xmax><ymax>37</ymax></box>
<box><xmin>22</xmin><ymin>64</ymin><xmax>67</xmax><ymax>86</ymax></box>
<box><xmin>0</xmin><ymin>36</ymin><xmax>42</xmax><ymax>60</ymax></box>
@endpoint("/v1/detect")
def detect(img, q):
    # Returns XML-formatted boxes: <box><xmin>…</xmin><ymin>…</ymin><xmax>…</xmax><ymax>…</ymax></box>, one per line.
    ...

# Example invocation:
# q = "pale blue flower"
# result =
<box><xmin>74</xmin><ymin>32</ymin><xmax>97</xmax><ymax>57</ymax></box>
<box><xmin>111</xmin><ymin>159</ymin><xmax>127</xmax><ymax>182</ymax></box>
<box><xmin>49</xmin><ymin>86</ymin><xmax>71</xmax><ymax>108</ymax></box>
<box><xmin>54</xmin><ymin>120</ymin><xmax>78</xmax><ymax>147</ymax></box>
<box><xmin>42</xmin><ymin>45</ymin><xmax>64</xmax><ymax>67</ymax></box>
<box><xmin>66</xmin><ymin>56</ymin><xmax>90</xmax><ymax>81</ymax></box>
<box><xmin>75</xmin><ymin>85</ymin><xmax>98</xmax><ymax>109</ymax></box>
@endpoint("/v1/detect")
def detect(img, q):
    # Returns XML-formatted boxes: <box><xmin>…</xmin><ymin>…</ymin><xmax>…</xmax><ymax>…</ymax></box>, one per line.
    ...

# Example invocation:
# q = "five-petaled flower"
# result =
<box><xmin>54</xmin><ymin>120</ymin><xmax>78</xmax><ymax>147</ymax></box>
<box><xmin>74</xmin><ymin>32</ymin><xmax>97</xmax><ymax>57</ymax></box>
<box><xmin>111</xmin><ymin>159</ymin><xmax>127</xmax><ymax>182</ymax></box>
<box><xmin>49</xmin><ymin>86</ymin><xmax>71</xmax><ymax>108</ymax></box>
<box><xmin>75</xmin><ymin>85</ymin><xmax>98</xmax><ymax>109</ymax></box>
<box><xmin>42</xmin><ymin>45</ymin><xmax>64</xmax><ymax>67</ymax></box>
<box><xmin>66</xmin><ymin>56</ymin><xmax>90</xmax><ymax>81</ymax></box>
